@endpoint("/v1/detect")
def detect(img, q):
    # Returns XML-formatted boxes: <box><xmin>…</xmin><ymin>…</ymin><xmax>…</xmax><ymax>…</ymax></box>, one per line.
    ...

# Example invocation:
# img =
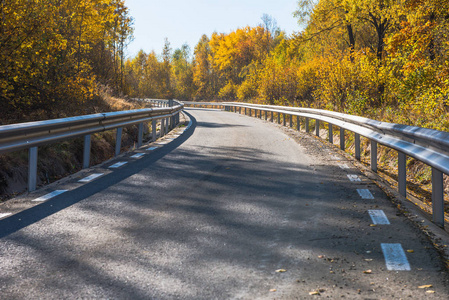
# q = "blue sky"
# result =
<box><xmin>125</xmin><ymin>0</ymin><xmax>301</xmax><ymax>58</ymax></box>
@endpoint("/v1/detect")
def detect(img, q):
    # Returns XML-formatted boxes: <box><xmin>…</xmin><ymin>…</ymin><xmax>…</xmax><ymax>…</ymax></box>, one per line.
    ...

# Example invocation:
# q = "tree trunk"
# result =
<box><xmin>429</xmin><ymin>12</ymin><xmax>435</xmax><ymax>61</ymax></box>
<box><xmin>346</xmin><ymin>23</ymin><xmax>355</xmax><ymax>62</ymax></box>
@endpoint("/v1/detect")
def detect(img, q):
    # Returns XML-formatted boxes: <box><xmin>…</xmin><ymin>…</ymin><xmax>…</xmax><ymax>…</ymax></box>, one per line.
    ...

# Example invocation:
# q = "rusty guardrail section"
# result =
<box><xmin>185</xmin><ymin>101</ymin><xmax>449</xmax><ymax>228</ymax></box>
<box><xmin>0</xmin><ymin>100</ymin><xmax>184</xmax><ymax>192</ymax></box>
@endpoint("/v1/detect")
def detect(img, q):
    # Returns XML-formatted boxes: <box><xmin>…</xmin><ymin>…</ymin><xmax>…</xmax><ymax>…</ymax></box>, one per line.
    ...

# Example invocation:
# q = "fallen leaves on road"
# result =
<box><xmin>269</xmin><ymin>289</ymin><xmax>277</xmax><ymax>292</ymax></box>
<box><xmin>418</xmin><ymin>284</ymin><xmax>433</xmax><ymax>289</ymax></box>
<box><xmin>309</xmin><ymin>289</ymin><xmax>325</xmax><ymax>296</ymax></box>
<box><xmin>275</xmin><ymin>269</ymin><xmax>287</xmax><ymax>273</ymax></box>
<box><xmin>363</xmin><ymin>269</ymin><xmax>372</xmax><ymax>274</ymax></box>
<box><xmin>426</xmin><ymin>290</ymin><xmax>435</xmax><ymax>294</ymax></box>
<box><xmin>406</xmin><ymin>249</ymin><xmax>414</xmax><ymax>253</ymax></box>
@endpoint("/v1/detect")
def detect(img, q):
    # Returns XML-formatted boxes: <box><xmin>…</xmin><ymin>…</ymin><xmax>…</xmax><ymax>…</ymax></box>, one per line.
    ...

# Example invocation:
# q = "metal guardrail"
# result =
<box><xmin>184</xmin><ymin>101</ymin><xmax>449</xmax><ymax>228</ymax></box>
<box><xmin>0</xmin><ymin>100</ymin><xmax>184</xmax><ymax>192</ymax></box>
<box><xmin>183</xmin><ymin>101</ymin><xmax>225</xmax><ymax>108</ymax></box>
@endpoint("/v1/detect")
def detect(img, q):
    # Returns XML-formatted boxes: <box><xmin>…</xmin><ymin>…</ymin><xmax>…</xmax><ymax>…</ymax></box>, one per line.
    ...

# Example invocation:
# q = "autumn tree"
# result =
<box><xmin>210</xmin><ymin>26</ymin><xmax>271</xmax><ymax>99</ymax></box>
<box><xmin>171</xmin><ymin>44</ymin><xmax>194</xmax><ymax>100</ymax></box>
<box><xmin>0</xmin><ymin>0</ymin><xmax>133</xmax><ymax>120</ymax></box>
<box><xmin>192</xmin><ymin>35</ymin><xmax>217</xmax><ymax>100</ymax></box>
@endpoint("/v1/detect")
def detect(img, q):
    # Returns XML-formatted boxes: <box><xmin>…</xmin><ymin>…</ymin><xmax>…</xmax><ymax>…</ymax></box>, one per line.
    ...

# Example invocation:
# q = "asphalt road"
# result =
<box><xmin>0</xmin><ymin>108</ymin><xmax>448</xmax><ymax>299</ymax></box>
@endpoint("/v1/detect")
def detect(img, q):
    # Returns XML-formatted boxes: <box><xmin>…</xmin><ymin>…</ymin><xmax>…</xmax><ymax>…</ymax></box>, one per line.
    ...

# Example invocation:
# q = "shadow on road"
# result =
<box><xmin>0</xmin><ymin>109</ymin><xmax>444</xmax><ymax>298</ymax></box>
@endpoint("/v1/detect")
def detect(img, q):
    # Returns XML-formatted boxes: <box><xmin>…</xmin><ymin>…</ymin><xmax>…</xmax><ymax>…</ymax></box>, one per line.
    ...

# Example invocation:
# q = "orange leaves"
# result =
<box><xmin>210</xmin><ymin>26</ymin><xmax>270</xmax><ymax>81</ymax></box>
<box><xmin>0</xmin><ymin>0</ymin><xmax>134</xmax><ymax>118</ymax></box>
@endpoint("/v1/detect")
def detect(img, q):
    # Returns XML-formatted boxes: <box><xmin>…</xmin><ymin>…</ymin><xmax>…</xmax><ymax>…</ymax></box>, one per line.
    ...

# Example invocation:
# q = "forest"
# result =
<box><xmin>125</xmin><ymin>0</ymin><xmax>448</xmax><ymax>131</ymax></box>
<box><xmin>1</xmin><ymin>0</ymin><xmax>448</xmax><ymax>131</ymax></box>
<box><xmin>0</xmin><ymin>0</ymin><xmax>133</xmax><ymax>122</ymax></box>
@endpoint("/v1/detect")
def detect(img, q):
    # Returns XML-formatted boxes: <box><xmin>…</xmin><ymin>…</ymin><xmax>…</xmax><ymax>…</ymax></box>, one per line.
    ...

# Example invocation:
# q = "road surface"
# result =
<box><xmin>0</xmin><ymin>108</ymin><xmax>448</xmax><ymax>299</ymax></box>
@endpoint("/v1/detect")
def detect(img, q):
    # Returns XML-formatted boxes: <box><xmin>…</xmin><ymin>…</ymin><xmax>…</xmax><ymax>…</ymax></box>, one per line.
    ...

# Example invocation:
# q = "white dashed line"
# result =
<box><xmin>347</xmin><ymin>174</ymin><xmax>361</xmax><ymax>182</ymax></box>
<box><xmin>381</xmin><ymin>243</ymin><xmax>411</xmax><ymax>271</ymax></box>
<box><xmin>0</xmin><ymin>213</ymin><xmax>12</xmax><ymax>219</ymax></box>
<box><xmin>357</xmin><ymin>189</ymin><xmax>374</xmax><ymax>199</ymax></box>
<box><xmin>109</xmin><ymin>162</ymin><xmax>127</xmax><ymax>168</ymax></box>
<box><xmin>146</xmin><ymin>147</ymin><xmax>158</xmax><ymax>151</ymax></box>
<box><xmin>339</xmin><ymin>164</ymin><xmax>350</xmax><ymax>169</ymax></box>
<box><xmin>32</xmin><ymin>190</ymin><xmax>67</xmax><ymax>202</ymax></box>
<box><xmin>78</xmin><ymin>173</ymin><xmax>104</xmax><ymax>183</ymax></box>
<box><xmin>368</xmin><ymin>210</ymin><xmax>390</xmax><ymax>224</ymax></box>
<box><xmin>131</xmin><ymin>153</ymin><xmax>145</xmax><ymax>158</ymax></box>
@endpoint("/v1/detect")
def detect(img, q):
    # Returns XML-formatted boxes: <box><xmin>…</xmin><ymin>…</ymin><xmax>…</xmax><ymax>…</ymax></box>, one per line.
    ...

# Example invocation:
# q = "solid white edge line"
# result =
<box><xmin>368</xmin><ymin>210</ymin><xmax>390</xmax><ymax>225</ymax></box>
<box><xmin>32</xmin><ymin>190</ymin><xmax>68</xmax><ymax>202</ymax></box>
<box><xmin>78</xmin><ymin>173</ymin><xmax>104</xmax><ymax>183</ymax></box>
<box><xmin>381</xmin><ymin>243</ymin><xmax>411</xmax><ymax>271</ymax></box>
<box><xmin>357</xmin><ymin>189</ymin><xmax>374</xmax><ymax>199</ymax></box>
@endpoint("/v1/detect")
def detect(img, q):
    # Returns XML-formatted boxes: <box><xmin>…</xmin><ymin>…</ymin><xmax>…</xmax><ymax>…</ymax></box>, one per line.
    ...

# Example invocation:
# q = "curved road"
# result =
<box><xmin>0</xmin><ymin>108</ymin><xmax>448</xmax><ymax>298</ymax></box>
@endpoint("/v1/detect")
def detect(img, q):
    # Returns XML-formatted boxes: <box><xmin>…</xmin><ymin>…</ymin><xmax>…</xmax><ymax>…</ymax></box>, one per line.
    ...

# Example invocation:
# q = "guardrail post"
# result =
<box><xmin>165</xmin><ymin>118</ymin><xmax>169</xmax><ymax>135</ymax></box>
<box><xmin>244</xmin><ymin>107</ymin><xmax>247</xmax><ymax>115</ymax></box>
<box><xmin>290</xmin><ymin>115</ymin><xmax>293</xmax><ymax>127</ymax></box>
<box><xmin>271</xmin><ymin>111</ymin><xmax>274</xmax><ymax>122</ymax></box>
<box><xmin>340</xmin><ymin>128</ymin><xmax>345</xmax><ymax>150</ymax></box>
<box><xmin>431</xmin><ymin>168</ymin><xmax>444</xmax><ymax>228</ymax></box>
<box><xmin>398</xmin><ymin>152</ymin><xmax>407</xmax><ymax>197</ymax></box>
<box><xmin>137</xmin><ymin>123</ymin><xmax>144</xmax><ymax>147</ymax></box>
<box><xmin>265</xmin><ymin>111</ymin><xmax>267</xmax><ymax>121</ymax></box>
<box><xmin>152</xmin><ymin>120</ymin><xmax>156</xmax><ymax>141</ymax></box>
<box><xmin>328</xmin><ymin>124</ymin><xmax>333</xmax><ymax>143</ymax></box>
<box><xmin>160</xmin><ymin>118</ymin><xmax>165</xmax><ymax>137</ymax></box>
<box><xmin>305</xmin><ymin>118</ymin><xmax>309</xmax><ymax>133</ymax></box>
<box><xmin>169</xmin><ymin>100</ymin><xmax>174</xmax><ymax>129</ymax></box>
<box><xmin>83</xmin><ymin>135</ymin><xmax>91</xmax><ymax>169</ymax></box>
<box><xmin>296</xmin><ymin>116</ymin><xmax>300</xmax><ymax>131</ymax></box>
<box><xmin>277</xmin><ymin>113</ymin><xmax>280</xmax><ymax>124</ymax></box>
<box><xmin>28</xmin><ymin>147</ymin><xmax>38</xmax><ymax>192</ymax></box>
<box><xmin>283</xmin><ymin>114</ymin><xmax>286</xmax><ymax>126</ymax></box>
<box><xmin>259</xmin><ymin>110</ymin><xmax>262</xmax><ymax>119</ymax></box>
<box><xmin>115</xmin><ymin>127</ymin><xmax>123</xmax><ymax>156</ymax></box>
<box><xmin>315</xmin><ymin>119</ymin><xmax>320</xmax><ymax>136</ymax></box>
<box><xmin>370</xmin><ymin>140</ymin><xmax>377</xmax><ymax>172</ymax></box>
<box><xmin>355</xmin><ymin>133</ymin><xmax>361</xmax><ymax>160</ymax></box>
